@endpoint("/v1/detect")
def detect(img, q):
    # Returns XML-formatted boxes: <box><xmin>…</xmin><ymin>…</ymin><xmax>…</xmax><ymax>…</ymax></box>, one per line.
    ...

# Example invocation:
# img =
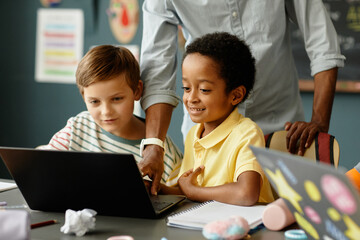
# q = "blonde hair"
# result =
<box><xmin>76</xmin><ymin>45</ymin><xmax>140</xmax><ymax>94</ymax></box>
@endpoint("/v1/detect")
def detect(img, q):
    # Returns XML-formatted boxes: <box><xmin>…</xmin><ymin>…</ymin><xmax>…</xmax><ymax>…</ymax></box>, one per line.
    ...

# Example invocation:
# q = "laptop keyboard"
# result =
<box><xmin>153</xmin><ymin>200</ymin><xmax>173</xmax><ymax>211</ymax></box>
<box><xmin>150</xmin><ymin>195</ymin><xmax>174</xmax><ymax>211</ymax></box>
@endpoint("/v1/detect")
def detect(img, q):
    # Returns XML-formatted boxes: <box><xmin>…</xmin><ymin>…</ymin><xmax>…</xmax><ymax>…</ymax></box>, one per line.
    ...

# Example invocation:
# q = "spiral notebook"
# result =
<box><xmin>167</xmin><ymin>200</ymin><xmax>266</xmax><ymax>230</ymax></box>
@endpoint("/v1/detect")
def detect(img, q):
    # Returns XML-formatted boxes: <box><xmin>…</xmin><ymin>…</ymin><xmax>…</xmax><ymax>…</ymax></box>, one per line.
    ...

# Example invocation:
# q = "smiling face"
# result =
<box><xmin>83</xmin><ymin>75</ymin><xmax>142</xmax><ymax>138</ymax></box>
<box><xmin>182</xmin><ymin>53</ymin><xmax>243</xmax><ymax>136</ymax></box>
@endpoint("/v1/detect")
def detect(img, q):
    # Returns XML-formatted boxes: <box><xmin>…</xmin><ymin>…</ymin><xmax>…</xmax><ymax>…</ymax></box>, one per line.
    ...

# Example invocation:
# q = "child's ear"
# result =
<box><xmin>231</xmin><ymin>85</ymin><xmax>246</xmax><ymax>106</ymax></box>
<box><xmin>134</xmin><ymin>80</ymin><xmax>143</xmax><ymax>100</ymax></box>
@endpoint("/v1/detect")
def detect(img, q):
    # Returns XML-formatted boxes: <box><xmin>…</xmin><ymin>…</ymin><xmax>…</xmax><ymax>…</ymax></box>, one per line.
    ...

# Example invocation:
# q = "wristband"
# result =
<box><xmin>139</xmin><ymin>138</ymin><xmax>165</xmax><ymax>157</ymax></box>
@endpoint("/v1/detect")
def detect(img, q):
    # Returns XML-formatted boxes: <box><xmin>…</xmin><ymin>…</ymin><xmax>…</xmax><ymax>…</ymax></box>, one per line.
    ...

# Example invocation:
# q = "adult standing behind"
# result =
<box><xmin>139</xmin><ymin>0</ymin><xmax>345</xmax><ymax>195</ymax></box>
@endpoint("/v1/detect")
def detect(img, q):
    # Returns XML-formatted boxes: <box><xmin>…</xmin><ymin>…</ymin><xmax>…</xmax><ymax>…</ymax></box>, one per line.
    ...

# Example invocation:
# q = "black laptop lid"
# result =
<box><xmin>0</xmin><ymin>147</ymin><xmax>166</xmax><ymax>218</ymax></box>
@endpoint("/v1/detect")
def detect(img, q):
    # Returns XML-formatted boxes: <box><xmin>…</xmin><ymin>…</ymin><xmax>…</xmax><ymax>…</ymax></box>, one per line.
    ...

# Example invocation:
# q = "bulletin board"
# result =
<box><xmin>291</xmin><ymin>0</ymin><xmax>360</xmax><ymax>93</ymax></box>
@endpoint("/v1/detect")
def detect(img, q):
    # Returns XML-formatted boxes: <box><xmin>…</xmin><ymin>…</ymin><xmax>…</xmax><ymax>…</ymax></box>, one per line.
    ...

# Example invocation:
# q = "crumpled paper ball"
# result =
<box><xmin>202</xmin><ymin>216</ymin><xmax>250</xmax><ymax>240</ymax></box>
<box><xmin>60</xmin><ymin>208</ymin><xmax>97</xmax><ymax>237</ymax></box>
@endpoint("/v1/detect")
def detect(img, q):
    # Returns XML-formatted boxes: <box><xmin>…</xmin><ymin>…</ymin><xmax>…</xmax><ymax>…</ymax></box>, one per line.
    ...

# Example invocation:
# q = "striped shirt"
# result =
<box><xmin>38</xmin><ymin>111</ymin><xmax>183</xmax><ymax>186</ymax></box>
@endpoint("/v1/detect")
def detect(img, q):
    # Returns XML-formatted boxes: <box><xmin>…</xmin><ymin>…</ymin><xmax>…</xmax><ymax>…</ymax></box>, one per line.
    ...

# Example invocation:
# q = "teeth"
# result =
<box><xmin>190</xmin><ymin>107</ymin><xmax>204</xmax><ymax>111</ymax></box>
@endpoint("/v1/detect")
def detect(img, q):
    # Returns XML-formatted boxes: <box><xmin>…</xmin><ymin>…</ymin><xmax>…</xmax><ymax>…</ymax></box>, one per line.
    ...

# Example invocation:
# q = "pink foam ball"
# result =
<box><xmin>202</xmin><ymin>216</ymin><xmax>250</xmax><ymax>240</ymax></box>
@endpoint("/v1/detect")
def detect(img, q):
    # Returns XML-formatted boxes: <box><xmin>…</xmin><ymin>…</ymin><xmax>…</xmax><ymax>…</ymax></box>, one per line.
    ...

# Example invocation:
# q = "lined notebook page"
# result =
<box><xmin>167</xmin><ymin>200</ymin><xmax>266</xmax><ymax>230</ymax></box>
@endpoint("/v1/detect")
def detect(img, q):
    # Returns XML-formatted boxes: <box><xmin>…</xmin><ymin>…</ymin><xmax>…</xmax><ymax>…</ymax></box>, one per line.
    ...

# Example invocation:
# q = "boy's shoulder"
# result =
<box><xmin>75</xmin><ymin>111</ymin><xmax>91</xmax><ymax>117</ymax></box>
<box><xmin>225</xmin><ymin>109</ymin><xmax>261</xmax><ymax>132</ymax></box>
<box><xmin>226</xmin><ymin>115</ymin><xmax>264</xmax><ymax>146</ymax></box>
<box><xmin>68</xmin><ymin>111</ymin><xmax>96</xmax><ymax>126</ymax></box>
<box><xmin>234</xmin><ymin>115</ymin><xmax>263</xmax><ymax>135</ymax></box>
<box><xmin>223</xmin><ymin>112</ymin><xmax>264</xmax><ymax>141</ymax></box>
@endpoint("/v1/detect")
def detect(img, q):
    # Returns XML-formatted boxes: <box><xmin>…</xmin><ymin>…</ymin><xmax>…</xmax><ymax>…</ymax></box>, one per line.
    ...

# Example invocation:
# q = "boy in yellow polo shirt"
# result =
<box><xmin>160</xmin><ymin>32</ymin><xmax>274</xmax><ymax>205</ymax></box>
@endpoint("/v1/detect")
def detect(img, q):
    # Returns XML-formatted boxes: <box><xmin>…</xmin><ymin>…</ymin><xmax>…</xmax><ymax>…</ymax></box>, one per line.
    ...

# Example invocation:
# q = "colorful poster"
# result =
<box><xmin>40</xmin><ymin>0</ymin><xmax>62</xmax><ymax>7</ymax></box>
<box><xmin>35</xmin><ymin>9</ymin><xmax>84</xmax><ymax>84</ymax></box>
<box><xmin>107</xmin><ymin>0</ymin><xmax>139</xmax><ymax>44</ymax></box>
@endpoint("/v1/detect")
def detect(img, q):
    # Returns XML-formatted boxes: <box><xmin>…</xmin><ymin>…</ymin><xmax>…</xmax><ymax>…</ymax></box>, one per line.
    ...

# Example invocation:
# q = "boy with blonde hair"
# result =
<box><xmin>39</xmin><ymin>45</ymin><xmax>182</xmax><ymax>186</ymax></box>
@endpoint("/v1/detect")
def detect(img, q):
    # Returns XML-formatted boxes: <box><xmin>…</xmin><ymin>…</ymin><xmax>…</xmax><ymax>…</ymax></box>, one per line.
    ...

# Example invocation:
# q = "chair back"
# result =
<box><xmin>264</xmin><ymin>130</ymin><xmax>339</xmax><ymax>168</ymax></box>
<box><xmin>264</xmin><ymin>130</ymin><xmax>340</xmax><ymax>200</ymax></box>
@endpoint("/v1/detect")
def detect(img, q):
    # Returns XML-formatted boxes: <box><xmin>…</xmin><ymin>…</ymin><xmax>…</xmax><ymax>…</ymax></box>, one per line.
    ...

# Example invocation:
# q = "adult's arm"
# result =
<box><xmin>139</xmin><ymin>1</ymin><xmax>181</xmax><ymax>194</ymax></box>
<box><xmin>138</xmin><ymin>103</ymin><xmax>173</xmax><ymax>195</ymax></box>
<box><xmin>284</xmin><ymin>0</ymin><xmax>345</xmax><ymax>155</ymax></box>
<box><xmin>285</xmin><ymin>68</ymin><xmax>337</xmax><ymax>155</ymax></box>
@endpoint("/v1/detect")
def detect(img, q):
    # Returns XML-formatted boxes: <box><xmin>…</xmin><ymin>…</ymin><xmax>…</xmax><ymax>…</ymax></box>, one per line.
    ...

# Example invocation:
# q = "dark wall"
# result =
<box><xmin>0</xmin><ymin>0</ymin><xmax>185</xmax><ymax>179</ymax></box>
<box><xmin>0</xmin><ymin>0</ymin><xmax>359</xmax><ymax>179</ymax></box>
<box><xmin>291</xmin><ymin>1</ymin><xmax>360</xmax><ymax>80</ymax></box>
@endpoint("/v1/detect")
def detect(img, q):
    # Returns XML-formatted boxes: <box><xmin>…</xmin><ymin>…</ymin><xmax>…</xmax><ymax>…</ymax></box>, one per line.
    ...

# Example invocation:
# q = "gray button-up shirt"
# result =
<box><xmin>140</xmin><ymin>0</ymin><xmax>345</xmax><ymax>138</ymax></box>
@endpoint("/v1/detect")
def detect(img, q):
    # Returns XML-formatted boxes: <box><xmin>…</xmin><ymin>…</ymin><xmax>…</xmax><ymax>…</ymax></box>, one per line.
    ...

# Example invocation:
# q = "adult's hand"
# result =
<box><xmin>285</xmin><ymin>68</ymin><xmax>338</xmax><ymax>156</ymax></box>
<box><xmin>138</xmin><ymin>144</ymin><xmax>164</xmax><ymax>195</ymax></box>
<box><xmin>284</xmin><ymin>121</ymin><xmax>324</xmax><ymax>156</ymax></box>
<box><xmin>141</xmin><ymin>103</ymin><xmax>174</xmax><ymax>195</ymax></box>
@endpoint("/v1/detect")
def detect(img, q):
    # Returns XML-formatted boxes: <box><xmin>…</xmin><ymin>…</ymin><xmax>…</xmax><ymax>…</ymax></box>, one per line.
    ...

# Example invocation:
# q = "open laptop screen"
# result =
<box><xmin>0</xmin><ymin>147</ymin><xmax>185</xmax><ymax>218</ymax></box>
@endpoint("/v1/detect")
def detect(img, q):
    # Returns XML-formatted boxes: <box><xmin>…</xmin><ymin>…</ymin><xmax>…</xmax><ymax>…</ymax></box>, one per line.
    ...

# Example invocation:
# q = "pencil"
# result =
<box><xmin>31</xmin><ymin>220</ymin><xmax>57</xmax><ymax>229</ymax></box>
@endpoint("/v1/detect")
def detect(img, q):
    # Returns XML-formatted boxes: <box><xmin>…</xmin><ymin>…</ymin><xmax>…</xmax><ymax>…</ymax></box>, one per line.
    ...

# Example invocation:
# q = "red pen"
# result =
<box><xmin>31</xmin><ymin>220</ymin><xmax>57</xmax><ymax>229</ymax></box>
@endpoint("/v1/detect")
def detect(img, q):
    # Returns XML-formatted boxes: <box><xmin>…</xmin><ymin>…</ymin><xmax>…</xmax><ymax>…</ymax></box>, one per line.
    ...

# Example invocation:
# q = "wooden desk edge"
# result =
<box><xmin>299</xmin><ymin>79</ymin><xmax>360</xmax><ymax>93</ymax></box>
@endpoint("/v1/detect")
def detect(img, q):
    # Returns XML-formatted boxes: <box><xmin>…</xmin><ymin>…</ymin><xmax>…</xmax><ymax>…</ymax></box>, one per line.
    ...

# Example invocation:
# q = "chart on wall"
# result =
<box><xmin>40</xmin><ymin>0</ymin><xmax>62</xmax><ymax>7</ymax></box>
<box><xmin>35</xmin><ymin>8</ymin><xmax>84</xmax><ymax>84</ymax></box>
<box><xmin>107</xmin><ymin>0</ymin><xmax>139</xmax><ymax>44</ymax></box>
<box><xmin>291</xmin><ymin>0</ymin><xmax>360</xmax><ymax>83</ymax></box>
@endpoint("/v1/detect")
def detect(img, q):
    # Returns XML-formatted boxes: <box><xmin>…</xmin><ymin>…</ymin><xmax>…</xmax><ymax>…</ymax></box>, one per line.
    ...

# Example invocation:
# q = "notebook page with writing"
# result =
<box><xmin>167</xmin><ymin>200</ymin><xmax>266</xmax><ymax>230</ymax></box>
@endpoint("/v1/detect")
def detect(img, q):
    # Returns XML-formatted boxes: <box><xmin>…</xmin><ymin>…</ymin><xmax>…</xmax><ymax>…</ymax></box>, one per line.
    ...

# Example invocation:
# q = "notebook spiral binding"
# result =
<box><xmin>167</xmin><ymin>200</ymin><xmax>214</xmax><ymax>220</ymax></box>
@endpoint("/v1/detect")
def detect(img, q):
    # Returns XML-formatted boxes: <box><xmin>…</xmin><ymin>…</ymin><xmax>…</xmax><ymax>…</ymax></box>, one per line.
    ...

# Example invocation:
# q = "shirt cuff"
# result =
<box><xmin>140</xmin><ymin>90</ymin><xmax>181</xmax><ymax>110</ymax></box>
<box><xmin>235</xmin><ymin>161</ymin><xmax>265</xmax><ymax>183</ymax></box>
<box><xmin>310</xmin><ymin>54</ymin><xmax>346</xmax><ymax>76</ymax></box>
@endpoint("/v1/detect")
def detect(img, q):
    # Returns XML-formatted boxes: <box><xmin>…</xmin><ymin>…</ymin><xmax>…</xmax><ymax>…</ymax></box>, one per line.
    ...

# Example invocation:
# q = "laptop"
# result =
<box><xmin>250</xmin><ymin>146</ymin><xmax>360</xmax><ymax>240</ymax></box>
<box><xmin>0</xmin><ymin>146</ymin><xmax>185</xmax><ymax>218</ymax></box>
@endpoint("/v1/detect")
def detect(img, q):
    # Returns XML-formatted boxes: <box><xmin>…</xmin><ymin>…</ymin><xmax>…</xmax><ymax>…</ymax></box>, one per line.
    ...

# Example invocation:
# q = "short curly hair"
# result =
<box><xmin>183</xmin><ymin>32</ymin><xmax>256</xmax><ymax>102</ymax></box>
<box><xmin>76</xmin><ymin>45</ymin><xmax>140</xmax><ymax>94</ymax></box>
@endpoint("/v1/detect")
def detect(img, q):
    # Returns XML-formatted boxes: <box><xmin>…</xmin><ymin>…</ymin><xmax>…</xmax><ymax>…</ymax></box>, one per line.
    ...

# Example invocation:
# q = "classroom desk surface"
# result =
<box><xmin>1</xmin><ymin>187</ymin><xmax>293</xmax><ymax>240</ymax></box>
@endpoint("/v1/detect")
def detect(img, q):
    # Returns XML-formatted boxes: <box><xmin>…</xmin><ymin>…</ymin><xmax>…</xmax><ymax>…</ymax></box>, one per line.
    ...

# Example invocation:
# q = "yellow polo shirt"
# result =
<box><xmin>180</xmin><ymin>108</ymin><xmax>274</xmax><ymax>203</ymax></box>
